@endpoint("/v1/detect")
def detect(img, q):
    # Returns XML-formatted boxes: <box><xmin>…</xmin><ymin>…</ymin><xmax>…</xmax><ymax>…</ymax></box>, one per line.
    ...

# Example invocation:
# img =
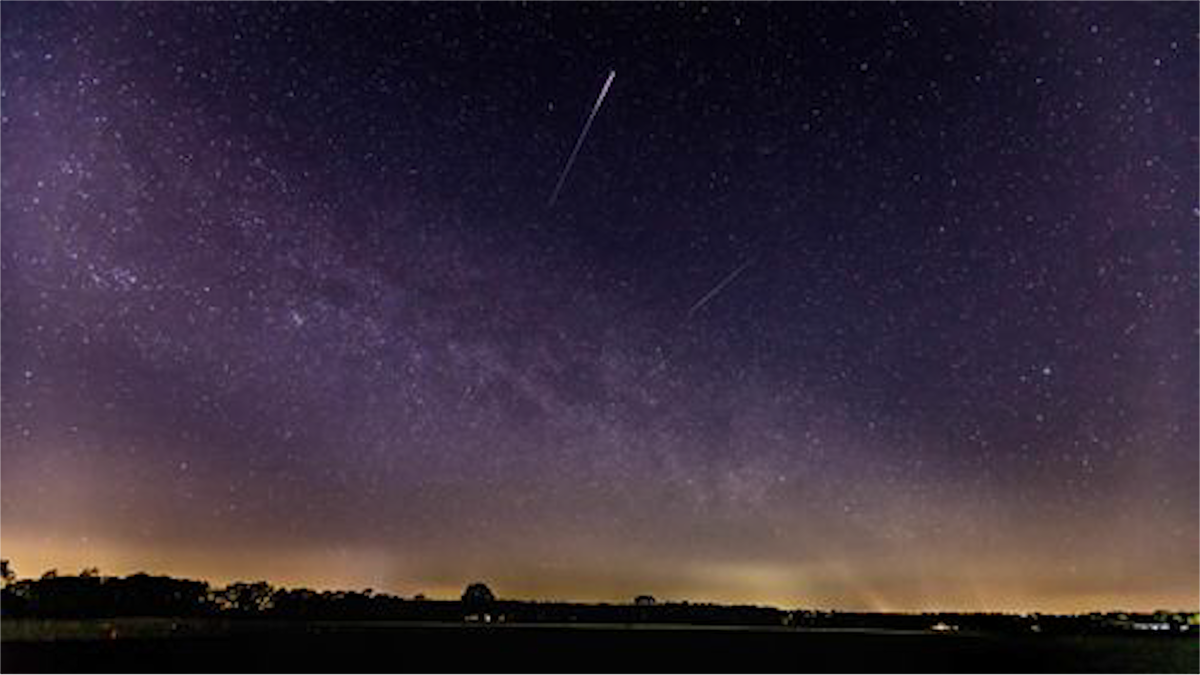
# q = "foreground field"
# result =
<box><xmin>2</xmin><ymin>620</ymin><xmax>1196</xmax><ymax>673</ymax></box>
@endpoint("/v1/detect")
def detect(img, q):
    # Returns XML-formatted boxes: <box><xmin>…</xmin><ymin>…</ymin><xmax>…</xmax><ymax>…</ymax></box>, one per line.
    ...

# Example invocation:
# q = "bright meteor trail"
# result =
<box><xmin>548</xmin><ymin>70</ymin><xmax>616</xmax><ymax>208</ymax></box>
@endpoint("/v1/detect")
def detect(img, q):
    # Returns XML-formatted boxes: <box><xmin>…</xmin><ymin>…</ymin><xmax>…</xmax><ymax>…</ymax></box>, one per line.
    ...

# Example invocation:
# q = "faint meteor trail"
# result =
<box><xmin>687</xmin><ymin>259</ymin><xmax>753</xmax><ymax>318</ymax></box>
<box><xmin>643</xmin><ymin>258</ymin><xmax>755</xmax><ymax>380</ymax></box>
<box><xmin>547</xmin><ymin>70</ymin><xmax>616</xmax><ymax>208</ymax></box>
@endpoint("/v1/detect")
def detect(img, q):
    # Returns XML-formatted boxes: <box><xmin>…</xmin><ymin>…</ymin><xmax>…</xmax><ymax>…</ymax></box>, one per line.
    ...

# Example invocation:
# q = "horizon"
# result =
<box><xmin>2</xmin><ymin>2</ymin><xmax>1196</xmax><ymax>620</ymax></box>
<box><xmin>4</xmin><ymin>559</ymin><xmax>1197</xmax><ymax>617</ymax></box>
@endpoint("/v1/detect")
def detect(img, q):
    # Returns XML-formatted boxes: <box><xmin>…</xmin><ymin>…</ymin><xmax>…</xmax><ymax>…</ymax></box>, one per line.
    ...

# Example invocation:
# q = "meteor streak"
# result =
<box><xmin>687</xmin><ymin>260</ymin><xmax>753</xmax><ymax>318</ymax></box>
<box><xmin>548</xmin><ymin>70</ymin><xmax>616</xmax><ymax>208</ymax></box>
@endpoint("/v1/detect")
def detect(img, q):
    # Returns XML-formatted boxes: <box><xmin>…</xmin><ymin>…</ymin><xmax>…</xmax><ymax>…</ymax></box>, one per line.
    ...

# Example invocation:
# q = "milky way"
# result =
<box><xmin>1</xmin><ymin>3</ymin><xmax>1196</xmax><ymax>612</ymax></box>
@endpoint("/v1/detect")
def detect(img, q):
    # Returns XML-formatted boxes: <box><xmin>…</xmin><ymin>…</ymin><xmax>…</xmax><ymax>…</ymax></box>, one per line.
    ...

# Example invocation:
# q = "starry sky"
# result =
<box><xmin>1</xmin><ymin>3</ymin><xmax>1196</xmax><ymax>613</ymax></box>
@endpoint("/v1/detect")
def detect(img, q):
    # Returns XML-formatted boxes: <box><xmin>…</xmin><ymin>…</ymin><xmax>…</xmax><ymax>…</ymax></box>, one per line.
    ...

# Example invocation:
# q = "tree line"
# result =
<box><xmin>0</xmin><ymin>563</ymin><xmax>779</xmax><ymax>625</ymax></box>
<box><xmin>1</xmin><ymin>561</ymin><xmax>1195</xmax><ymax>636</ymax></box>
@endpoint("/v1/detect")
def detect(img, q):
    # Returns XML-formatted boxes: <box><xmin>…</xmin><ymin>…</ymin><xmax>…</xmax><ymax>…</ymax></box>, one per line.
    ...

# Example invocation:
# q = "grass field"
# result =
<box><xmin>3</xmin><ymin>619</ymin><xmax>1197</xmax><ymax>672</ymax></box>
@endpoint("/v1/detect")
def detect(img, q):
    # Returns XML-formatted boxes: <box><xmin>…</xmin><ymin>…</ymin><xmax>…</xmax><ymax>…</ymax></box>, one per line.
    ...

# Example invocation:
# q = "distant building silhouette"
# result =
<box><xmin>634</xmin><ymin>595</ymin><xmax>656</xmax><ymax>606</ymax></box>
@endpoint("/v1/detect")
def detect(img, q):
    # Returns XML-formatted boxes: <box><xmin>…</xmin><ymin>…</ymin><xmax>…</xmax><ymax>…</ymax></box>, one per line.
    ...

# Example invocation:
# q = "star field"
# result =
<box><xmin>1</xmin><ymin>3</ymin><xmax>1196</xmax><ymax>612</ymax></box>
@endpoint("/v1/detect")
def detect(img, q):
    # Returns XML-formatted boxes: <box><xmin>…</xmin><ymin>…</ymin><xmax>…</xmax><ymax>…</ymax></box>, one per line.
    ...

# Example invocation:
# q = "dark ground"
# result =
<box><xmin>2</xmin><ymin>621</ymin><xmax>1197</xmax><ymax>673</ymax></box>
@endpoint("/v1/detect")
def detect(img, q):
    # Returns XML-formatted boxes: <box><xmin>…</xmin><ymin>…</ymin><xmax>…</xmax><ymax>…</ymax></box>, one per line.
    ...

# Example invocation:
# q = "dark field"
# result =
<box><xmin>2</xmin><ymin>620</ymin><xmax>1197</xmax><ymax>673</ymax></box>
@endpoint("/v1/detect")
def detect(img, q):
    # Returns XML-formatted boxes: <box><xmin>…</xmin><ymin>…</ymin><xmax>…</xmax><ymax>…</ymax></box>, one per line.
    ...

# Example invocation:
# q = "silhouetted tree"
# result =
<box><xmin>3</xmin><ymin>573</ymin><xmax>82</xmax><ymax>616</ymax></box>
<box><xmin>462</xmin><ymin>582</ymin><xmax>495</xmax><ymax>605</ymax></box>
<box><xmin>107</xmin><ymin>573</ymin><xmax>211</xmax><ymax>616</ymax></box>
<box><xmin>217</xmin><ymin>581</ymin><xmax>275</xmax><ymax>614</ymax></box>
<box><xmin>0</xmin><ymin>560</ymin><xmax>26</xmax><ymax>618</ymax></box>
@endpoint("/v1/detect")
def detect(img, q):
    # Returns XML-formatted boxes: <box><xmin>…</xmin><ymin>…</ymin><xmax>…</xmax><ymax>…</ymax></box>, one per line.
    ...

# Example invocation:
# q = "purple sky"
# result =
<box><xmin>1</xmin><ymin>3</ymin><xmax>1196</xmax><ymax>612</ymax></box>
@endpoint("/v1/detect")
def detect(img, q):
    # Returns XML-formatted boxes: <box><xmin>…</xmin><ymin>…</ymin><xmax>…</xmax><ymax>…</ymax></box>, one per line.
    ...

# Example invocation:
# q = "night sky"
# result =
<box><xmin>2</xmin><ymin>3</ymin><xmax>1196</xmax><ymax>613</ymax></box>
